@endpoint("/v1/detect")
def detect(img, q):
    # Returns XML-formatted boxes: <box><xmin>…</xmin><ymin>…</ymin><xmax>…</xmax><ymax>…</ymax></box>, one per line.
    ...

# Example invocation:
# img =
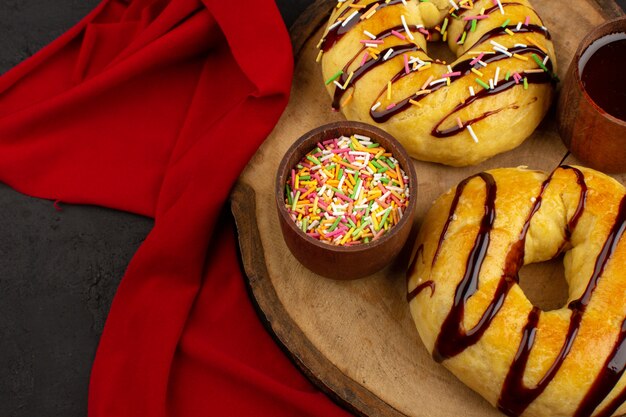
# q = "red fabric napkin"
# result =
<box><xmin>0</xmin><ymin>0</ymin><xmax>352</xmax><ymax>416</ymax></box>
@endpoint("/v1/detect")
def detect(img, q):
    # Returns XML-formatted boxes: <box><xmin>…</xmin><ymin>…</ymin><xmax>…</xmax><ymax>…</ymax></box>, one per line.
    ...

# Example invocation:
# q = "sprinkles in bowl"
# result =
<box><xmin>284</xmin><ymin>134</ymin><xmax>410</xmax><ymax>246</ymax></box>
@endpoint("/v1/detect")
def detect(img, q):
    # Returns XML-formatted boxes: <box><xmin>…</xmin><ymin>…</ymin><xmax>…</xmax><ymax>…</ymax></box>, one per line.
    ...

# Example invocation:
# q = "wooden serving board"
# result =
<box><xmin>231</xmin><ymin>1</ymin><xmax>626</xmax><ymax>416</ymax></box>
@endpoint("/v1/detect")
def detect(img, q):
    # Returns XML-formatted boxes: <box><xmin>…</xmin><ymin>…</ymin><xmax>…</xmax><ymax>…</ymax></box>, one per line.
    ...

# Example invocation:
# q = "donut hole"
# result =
<box><xmin>426</xmin><ymin>41</ymin><xmax>457</xmax><ymax>67</ymax></box>
<box><xmin>517</xmin><ymin>254</ymin><xmax>569</xmax><ymax>311</ymax></box>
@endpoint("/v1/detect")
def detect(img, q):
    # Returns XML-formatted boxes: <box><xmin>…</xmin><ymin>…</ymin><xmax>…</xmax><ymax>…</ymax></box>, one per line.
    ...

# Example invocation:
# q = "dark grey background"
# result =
<box><xmin>2</xmin><ymin>1</ymin><xmax>626</xmax><ymax>417</ymax></box>
<box><xmin>0</xmin><ymin>1</ymin><xmax>310</xmax><ymax>416</ymax></box>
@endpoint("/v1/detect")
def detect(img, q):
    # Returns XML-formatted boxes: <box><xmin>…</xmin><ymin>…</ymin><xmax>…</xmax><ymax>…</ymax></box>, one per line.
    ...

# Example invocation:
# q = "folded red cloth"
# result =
<box><xmin>0</xmin><ymin>0</ymin><xmax>352</xmax><ymax>416</ymax></box>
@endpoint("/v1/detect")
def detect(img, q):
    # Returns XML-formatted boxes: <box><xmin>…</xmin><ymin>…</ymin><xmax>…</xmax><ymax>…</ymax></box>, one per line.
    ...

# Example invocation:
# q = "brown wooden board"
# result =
<box><xmin>231</xmin><ymin>1</ymin><xmax>626</xmax><ymax>416</ymax></box>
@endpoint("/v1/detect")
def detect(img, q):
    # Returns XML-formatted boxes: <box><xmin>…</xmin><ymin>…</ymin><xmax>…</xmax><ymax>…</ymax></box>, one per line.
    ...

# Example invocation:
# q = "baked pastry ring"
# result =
<box><xmin>407</xmin><ymin>166</ymin><xmax>626</xmax><ymax>417</ymax></box>
<box><xmin>318</xmin><ymin>0</ymin><xmax>557</xmax><ymax>166</ymax></box>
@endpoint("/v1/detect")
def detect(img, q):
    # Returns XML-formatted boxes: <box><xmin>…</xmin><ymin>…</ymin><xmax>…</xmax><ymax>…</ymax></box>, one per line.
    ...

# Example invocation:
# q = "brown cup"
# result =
<box><xmin>557</xmin><ymin>17</ymin><xmax>626</xmax><ymax>173</ymax></box>
<box><xmin>275</xmin><ymin>121</ymin><xmax>417</xmax><ymax>280</ymax></box>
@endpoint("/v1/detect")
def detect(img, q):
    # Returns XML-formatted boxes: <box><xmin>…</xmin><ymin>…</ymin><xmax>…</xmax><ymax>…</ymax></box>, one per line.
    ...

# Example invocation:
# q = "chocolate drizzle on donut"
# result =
<box><xmin>462</xmin><ymin>24</ymin><xmax>551</xmax><ymax>53</ymax></box>
<box><xmin>407</xmin><ymin>244</ymin><xmax>423</xmax><ymax>279</ymax></box>
<box><xmin>424</xmin><ymin>167</ymin><xmax>626</xmax><ymax>417</ymax></box>
<box><xmin>565</xmin><ymin>166</ymin><xmax>588</xmax><ymax>240</ymax></box>
<box><xmin>499</xmin><ymin>193</ymin><xmax>626</xmax><ymax>417</ymax></box>
<box><xmin>368</xmin><ymin>45</ymin><xmax>555</xmax><ymax>125</ymax></box>
<box><xmin>407</xmin><ymin>245</ymin><xmax>436</xmax><ymax>301</ymax></box>
<box><xmin>320</xmin><ymin>0</ymin><xmax>405</xmax><ymax>52</ymax></box>
<box><xmin>459</xmin><ymin>4</ymin><xmax>525</xmax><ymax>34</ymax></box>
<box><xmin>431</xmin><ymin>172</ymin><xmax>499</xmax><ymax>362</ymax></box>
<box><xmin>332</xmin><ymin>30</ymin><xmax>421</xmax><ymax>109</ymax></box>
<box><xmin>574</xmin><ymin>317</ymin><xmax>626</xmax><ymax>417</ymax></box>
<box><xmin>451</xmin><ymin>2</ymin><xmax>540</xmax><ymax>21</ymax></box>
<box><xmin>498</xmin><ymin>308</ymin><xmax>583</xmax><ymax>416</ymax></box>
<box><xmin>322</xmin><ymin>0</ymin><xmax>556</xmax><ymax>141</ymax></box>
<box><xmin>407</xmin><ymin>281</ymin><xmax>435</xmax><ymax>301</ymax></box>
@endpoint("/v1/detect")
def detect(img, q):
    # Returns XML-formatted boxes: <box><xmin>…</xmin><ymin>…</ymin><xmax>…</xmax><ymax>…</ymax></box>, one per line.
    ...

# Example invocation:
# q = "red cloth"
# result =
<box><xmin>0</xmin><ymin>1</ymin><xmax>352</xmax><ymax>416</ymax></box>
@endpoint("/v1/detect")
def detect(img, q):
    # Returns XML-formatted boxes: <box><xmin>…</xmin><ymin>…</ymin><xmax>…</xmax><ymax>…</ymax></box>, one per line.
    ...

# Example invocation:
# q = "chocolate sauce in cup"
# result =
<box><xmin>580</xmin><ymin>36</ymin><xmax>626</xmax><ymax>121</ymax></box>
<box><xmin>557</xmin><ymin>17</ymin><xmax>626</xmax><ymax>173</ymax></box>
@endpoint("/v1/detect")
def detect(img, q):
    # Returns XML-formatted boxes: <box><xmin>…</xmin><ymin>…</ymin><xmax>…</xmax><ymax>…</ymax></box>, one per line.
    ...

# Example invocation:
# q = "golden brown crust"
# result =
<box><xmin>408</xmin><ymin>166</ymin><xmax>626</xmax><ymax>417</ymax></box>
<box><xmin>319</xmin><ymin>0</ymin><xmax>557</xmax><ymax>166</ymax></box>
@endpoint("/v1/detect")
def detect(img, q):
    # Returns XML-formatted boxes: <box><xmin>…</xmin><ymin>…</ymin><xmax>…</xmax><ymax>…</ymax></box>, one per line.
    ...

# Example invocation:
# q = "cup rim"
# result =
<box><xmin>574</xmin><ymin>16</ymin><xmax>626</xmax><ymax>128</ymax></box>
<box><xmin>275</xmin><ymin>121</ymin><xmax>417</xmax><ymax>254</ymax></box>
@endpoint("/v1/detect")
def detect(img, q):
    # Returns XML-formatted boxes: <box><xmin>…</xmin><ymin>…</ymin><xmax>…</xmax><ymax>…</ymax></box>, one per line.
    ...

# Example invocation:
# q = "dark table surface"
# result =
<box><xmin>2</xmin><ymin>1</ymin><xmax>626</xmax><ymax>416</ymax></box>
<box><xmin>0</xmin><ymin>1</ymin><xmax>310</xmax><ymax>416</ymax></box>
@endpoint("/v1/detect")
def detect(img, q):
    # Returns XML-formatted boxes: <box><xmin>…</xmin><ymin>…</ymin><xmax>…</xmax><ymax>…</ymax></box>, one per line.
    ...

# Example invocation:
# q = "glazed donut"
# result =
<box><xmin>318</xmin><ymin>0</ymin><xmax>557</xmax><ymax>166</ymax></box>
<box><xmin>407</xmin><ymin>166</ymin><xmax>626</xmax><ymax>417</ymax></box>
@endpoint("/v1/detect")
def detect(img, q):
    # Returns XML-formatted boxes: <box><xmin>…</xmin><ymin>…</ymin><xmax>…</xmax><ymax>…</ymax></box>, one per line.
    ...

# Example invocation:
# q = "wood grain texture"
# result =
<box><xmin>232</xmin><ymin>1</ymin><xmax>626</xmax><ymax>416</ymax></box>
<box><xmin>590</xmin><ymin>0</ymin><xmax>625</xmax><ymax>19</ymax></box>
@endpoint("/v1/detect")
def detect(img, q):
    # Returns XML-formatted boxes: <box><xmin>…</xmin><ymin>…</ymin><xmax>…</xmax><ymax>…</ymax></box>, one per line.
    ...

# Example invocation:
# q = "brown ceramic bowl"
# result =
<box><xmin>557</xmin><ymin>16</ymin><xmax>626</xmax><ymax>173</ymax></box>
<box><xmin>275</xmin><ymin>121</ymin><xmax>417</xmax><ymax>280</ymax></box>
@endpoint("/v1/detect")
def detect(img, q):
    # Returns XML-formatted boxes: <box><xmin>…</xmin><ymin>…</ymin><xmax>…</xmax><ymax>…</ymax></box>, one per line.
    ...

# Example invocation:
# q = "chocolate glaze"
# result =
<box><xmin>432</xmin><ymin>173</ymin><xmax>483</xmax><ymax>266</ymax></box>
<box><xmin>320</xmin><ymin>0</ymin><xmax>404</xmax><ymax>52</ymax></box>
<box><xmin>581</xmin><ymin>39</ymin><xmax>626</xmax><ymax>122</ymax></box>
<box><xmin>324</xmin><ymin>3</ymin><xmax>555</xmax><ymax>133</ymax></box>
<box><xmin>407</xmin><ymin>245</ymin><xmax>436</xmax><ymax>301</ymax></box>
<box><xmin>574</xmin><ymin>317</ymin><xmax>626</xmax><ymax>417</ymax></box>
<box><xmin>498</xmin><ymin>186</ymin><xmax>625</xmax><ymax>417</ymax></box>
<box><xmin>498</xmin><ymin>308</ymin><xmax>583</xmax><ymax>416</ymax></box>
<box><xmin>407</xmin><ymin>280</ymin><xmax>435</xmax><ymax>302</ymax></box>
<box><xmin>565</xmin><ymin>165</ymin><xmax>588</xmax><ymax>240</ymax></box>
<box><xmin>407</xmin><ymin>244</ymin><xmax>424</xmax><ymax>279</ymax></box>
<box><xmin>332</xmin><ymin>33</ymin><xmax>420</xmax><ymax>109</ymax></box>
<box><xmin>427</xmin><ymin>167</ymin><xmax>613</xmax><ymax>417</ymax></box>
<box><xmin>431</xmin><ymin>172</ymin><xmax>498</xmax><ymax>362</ymax></box>
<box><xmin>451</xmin><ymin>1</ymin><xmax>542</xmax><ymax>21</ymax></box>
<box><xmin>459</xmin><ymin>4</ymin><xmax>525</xmax><ymax>35</ymax></box>
<box><xmin>369</xmin><ymin>45</ymin><xmax>555</xmax><ymax>125</ymax></box>
<box><xmin>462</xmin><ymin>24</ymin><xmax>551</xmax><ymax>53</ymax></box>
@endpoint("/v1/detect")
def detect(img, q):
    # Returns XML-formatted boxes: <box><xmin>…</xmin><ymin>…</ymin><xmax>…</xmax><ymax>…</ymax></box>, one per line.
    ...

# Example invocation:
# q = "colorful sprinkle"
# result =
<box><xmin>360</xmin><ymin>52</ymin><xmax>369</xmax><ymax>66</ymax></box>
<box><xmin>467</xmin><ymin>125</ymin><xmax>479</xmax><ymax>142</ymax></box>
<box><xmin>284</xmin><ymin>136</ymin><xmax>410</xmax><ymax>246</ymax></box>
<box><xmin>458</xmin><ymin>31</ymin><xmax>467</xmax><ymax>45</ymax></box>
<box><xmin>326</xmin><ymin>70</ymin><xmax>343</xmax><ymax>85</ymax></box>
<box><xmin>441</xmin><ymin>17</ymin><xmax>449</xmax><ymax>34</ymax></box>
<box><xmin>364</xmin><ymin>29</ymin><xmax>377</xmax><ymax>39</ymax></box>
<box><xmin>401</xmin><ymin>15</ymin><xmax>414</xmax><ymax>40</ymax></box>
<box><xmin>496</xmin><ymin>0</ymin><xmax>504</xmax><ymax>14</ymax></box>
<box><xmin>475</xmin><ymin>78</ymin><xmax>490</xmax><ymax>90</ymax></box>
<box><xmin>392</xmin><ymin>29</ymin><xmax>406</xmax><ymax>40</ymax></box>
<box><xmin>342</xmin><ymin>10</ymin><xmax>359</xmax><ymax>27</ymax></box>
<box><xmin>471</xmin><ymin>68</ymin><xmax>484</xmax><ymax>77</ymax></box>
<box><xmin>470</xmin><ymin>52</ymin><xmax>485</xmax><ymax>65</ymax></box>
<box><xmin>531</xmin><ymin>53</ymin><xmax>549</xmax><ymax>72</ymax></box>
